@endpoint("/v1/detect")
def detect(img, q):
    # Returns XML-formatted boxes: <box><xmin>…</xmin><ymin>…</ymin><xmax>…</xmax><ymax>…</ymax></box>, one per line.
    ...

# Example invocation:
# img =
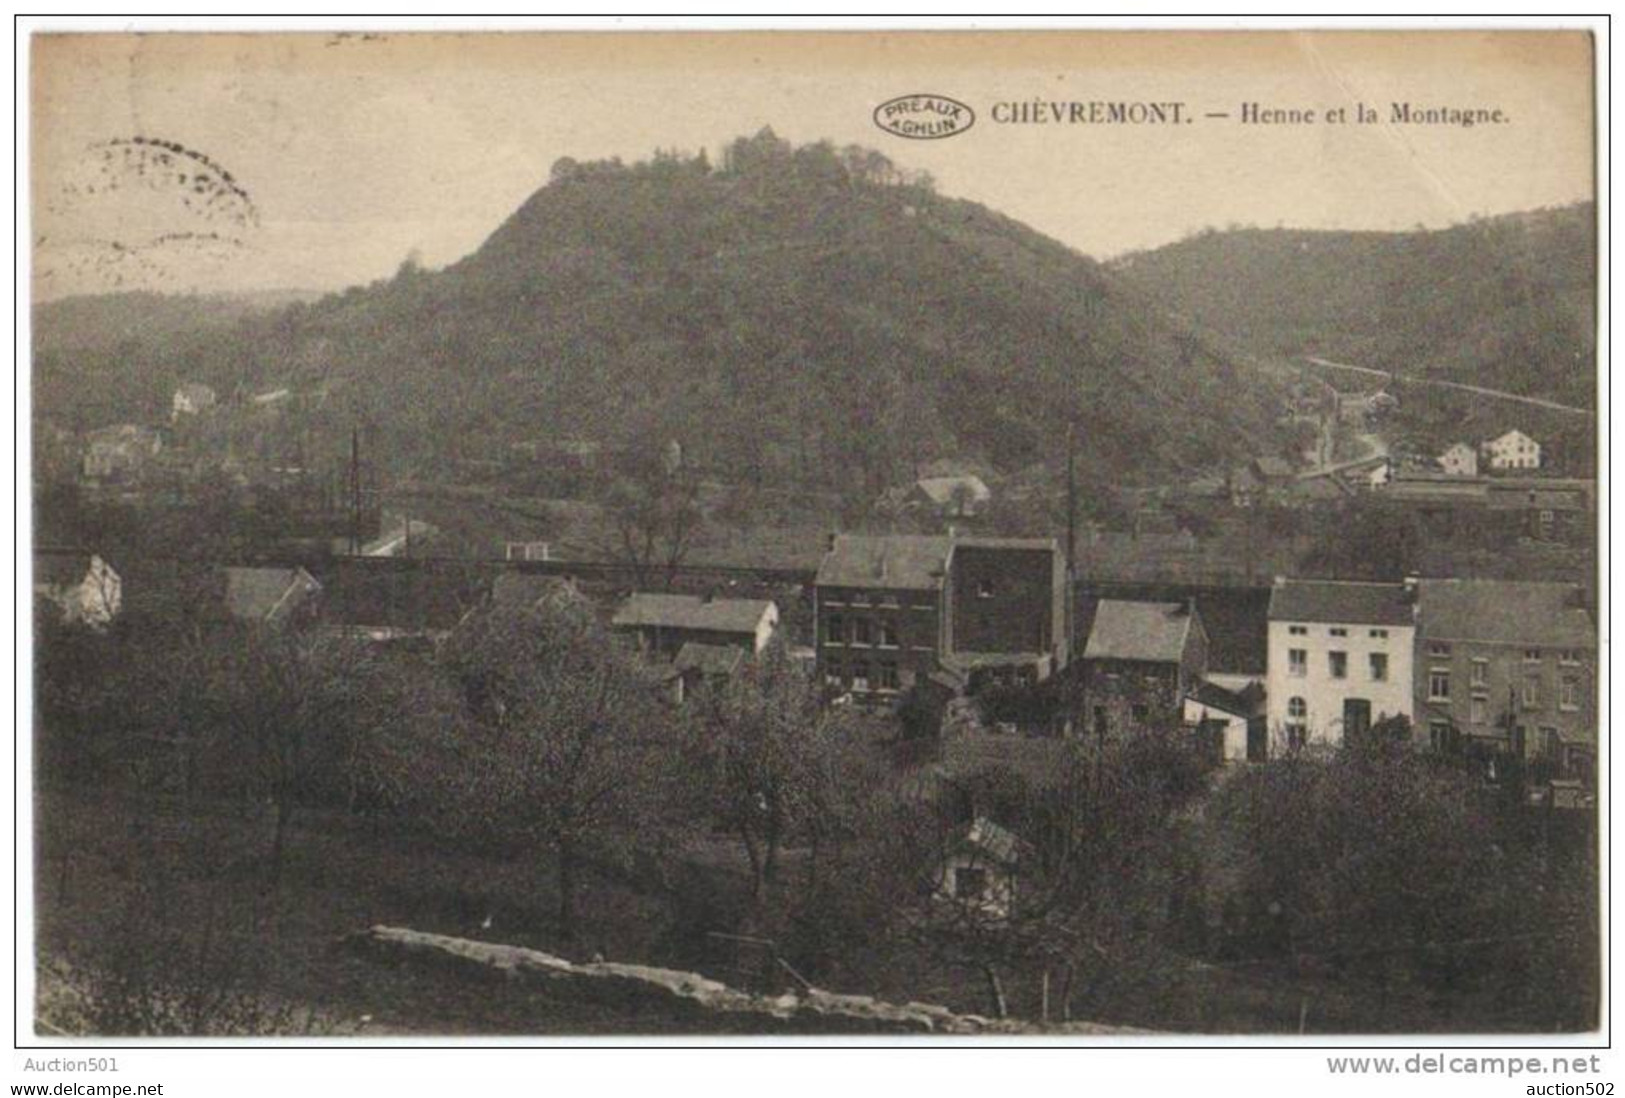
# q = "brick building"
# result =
<box><xmin>1413</xmin><ymin>578</ymin><xmax>1596</xmax><ymax>780</ymax></box>
<box><xmin>812</xmin><ymin>534</ymin><xmax>1067</xmax><ymax>703</ymax></box>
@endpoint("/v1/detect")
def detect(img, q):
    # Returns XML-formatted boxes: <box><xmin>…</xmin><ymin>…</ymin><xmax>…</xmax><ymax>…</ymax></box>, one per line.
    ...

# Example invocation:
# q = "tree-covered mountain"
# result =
<box><xmin>1110</xmin><ymin>204</ymin><xmax>1596</xmax><ymax>410</ymax></box>
<box><xmin>34</xmin><ymin>130</ymin><xmax>1279</xmax><ymax>498</ymax></box>
<box><xmin>33</xmin><ymin>289</ymin><xmax>323</xmax><ymax>355</ymax></box>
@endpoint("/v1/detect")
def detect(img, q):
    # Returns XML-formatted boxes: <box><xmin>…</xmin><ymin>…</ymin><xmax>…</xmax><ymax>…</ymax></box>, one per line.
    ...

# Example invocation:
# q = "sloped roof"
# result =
<box><xmin>673</xmin><ymin>641</ymin><xmax>745</xmax><ymax>677</ymax></box>
<box><xmin>1187</xmin><ymin>680</ymin><xmax>1255</xmax><ymax>719</ymax></box>
<box><xmin>1078</xmin><ymin>583</ymin><xmax>1269</xmax><ymax>676</ymax></box>
<box><xmin>1083</xmin><ymin>600</ymin><xmax>1194</xmax><ymax>663</ymax></box>
<box><xmin>491</xmin><ymin>572</ymin><xmax>585</xmax><ymax>614</ymax></box>
<box><xmin>960</xmin><ymin>817</ymin><xmax>1025</xmax><ymax>866</ymax></box>
<box><xmin>915</xmin><ymin>474</ymin><xmax>991</xmax><ymax>506</ymax></box>
<box><xmin>1417</xmin><ymin>579</ymin><xmax>1594</xmax><ymax>648</ymax></box>
<box><xmin>225</xmin><ymin>566</ymin><xmax>319</xmax><ymax>623</ymax></box>
<box><xmin>1268</xmin><ymin>579</ymin><xmax>1413</xmax><ymax>626</ymax></box>
<box><xmin>612</xmin><ymin>592</ymin><xmax>773</xmax><ymax>635</ymax></box>
<box><xmin>815</xmin><ymin>535</ymin><xmax>951</xmax><ymax>591</ymax></box>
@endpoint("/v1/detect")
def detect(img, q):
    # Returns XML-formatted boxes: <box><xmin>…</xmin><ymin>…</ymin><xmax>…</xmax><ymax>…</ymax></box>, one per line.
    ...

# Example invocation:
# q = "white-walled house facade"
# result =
<box><xmin>1438</xmin><ymin>442</ymin><xmax>1479</xmax><ymax>477</ymax></box>
<box><xmin>1266</xmin><ymin>578</ymin><xmax>1416</xmax><ymax>751</ymax></box>
<box><xmin>1482</xmin><ymin>429</ymin><xmax>1541</xmax><ymax>471</ymax></box>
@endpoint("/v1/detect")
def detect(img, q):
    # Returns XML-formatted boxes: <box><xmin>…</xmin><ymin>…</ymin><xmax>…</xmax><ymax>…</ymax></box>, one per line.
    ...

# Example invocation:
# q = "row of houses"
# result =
<box><xmin>38</xmin><ymin>529</ymin><xmax>1597</xmax><ymax>779</ymax></box>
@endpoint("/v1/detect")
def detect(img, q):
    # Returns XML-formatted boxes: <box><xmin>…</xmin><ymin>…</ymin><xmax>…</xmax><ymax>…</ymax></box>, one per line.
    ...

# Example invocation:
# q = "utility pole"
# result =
<box><xmin>349</xmin><ymin>426</ymin><xmax>361</xmax><ymax>555</ymax></box>
<box><xmin>1065</xmin><ymin>420</ymin><xmax>1079</xmax><ymax>665</ymax></box>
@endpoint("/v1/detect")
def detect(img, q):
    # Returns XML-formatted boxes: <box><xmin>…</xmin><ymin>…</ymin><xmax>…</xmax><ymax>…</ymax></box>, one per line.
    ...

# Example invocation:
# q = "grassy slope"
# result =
<box><xmin>34</xmin><ymin>783</ymin><xmax>1582</xmax><ymax>1036</ymax></box>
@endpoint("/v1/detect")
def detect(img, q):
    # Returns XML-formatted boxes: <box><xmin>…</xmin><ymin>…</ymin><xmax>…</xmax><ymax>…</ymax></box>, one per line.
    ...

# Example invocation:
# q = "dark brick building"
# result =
<box><xmin>812</xmin><ymin>534</ymin><xmax>1068</xmax><ymax>703</ymax></box>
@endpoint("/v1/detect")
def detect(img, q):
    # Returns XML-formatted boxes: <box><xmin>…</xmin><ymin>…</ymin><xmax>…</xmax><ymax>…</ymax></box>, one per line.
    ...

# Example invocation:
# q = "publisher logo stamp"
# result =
<box><xmin>873</xmin><ymin>95</ymin><xmax>975</xmax><ymax>140</ymax></box>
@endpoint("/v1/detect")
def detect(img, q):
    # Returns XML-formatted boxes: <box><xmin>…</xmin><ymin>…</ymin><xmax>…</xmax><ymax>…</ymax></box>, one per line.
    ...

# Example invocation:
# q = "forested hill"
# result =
<box><xmin>34</xmin><ymin>130</ymin><xmax>1280</xmax><ymax>496</ymax></box>
<box><xmin>1109</xmin><ymin>204</ymin><xmax>1596</xmax><ymax>410</ymax></box>
<box><xmin>33</xmin><ymin>289</ymin><xmax>322</xmax><ymax>355</ymax></box>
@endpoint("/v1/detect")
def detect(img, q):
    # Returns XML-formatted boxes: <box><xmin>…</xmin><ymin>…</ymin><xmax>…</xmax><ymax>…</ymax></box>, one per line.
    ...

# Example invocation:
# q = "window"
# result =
<box><xmin>976</xmin><ymin>578</ymin><xmax>995</xmax><ymax>599</ymax></box>
<box><xmin>1329</xmin><ymin>627</ymin><xmax>1348</xmax><ymax>638</ymax></box>
<box><xmin>1369</xmin><ymin>652</ymin><xmax>1388</xmax><ymax>681</ymax></box>
<box><xmin>1470</xmin><ymin>695</ymin><xmax>1488</xmax><ymax>725</ymax></box>
<box><xmin>1559</xmin><ymin>650</ymin><xmax>1582</xmax><ymax>665</ymax></box>
<box><xmin>1524</xmin><ymin>649</ymin><xmax>1542</xmax><ymax>662</ymax></box>
<box><xmin>825</xmin><ymin>614</ymin><xmax>845</xmax><ymax>646</ymax></box>
<box><xmin>1522</xmin><ymin>675</ymin><xmax>1541</xmax><ymax>709</ymax></box>
<box><xmin>1429</xmin><ymin>721</ymin><xmax>1453</xmax><ymax>752</ymax></box>
<box><xmin>875</xmin><ymin>661</ymin><xmax>900</xmax><ymax>692</ymax></box>
<box><xmin>1329</xmin><ymin>651</ymin><xmax>1348</xmax><ymax>679</ymax></box>
<box><xmin>823</xmin><ymin>657</ymin><xmax>845</xmax><ymax>688</ymax></box>
<box><xmin>1560</xmin><ymin>675</ymin><xmax>1580</xmax><ymax>711</ymax></box>
<box><xmin>851</xmin><ymin>592</ymin><xmax>871</xmax><ymax>607</ymax></box>
<box><xmin>1131</xmin><ymin>704</ymin><xmax>1149</xmax><ymax>725</ymax></box>
<box><xmin>878</xmin><ymin>621</ymin><xmax>900</xmax><ymax>649</ymax></box>
<box><xmin>1288</xmin><ymin>625</ymin><xmax>1308</xmax><ymax>636</ymax></box>
<box><xmin>1369</xmin><ymin>628</ymin><xmax>1389</xmax><ymax>639</ymax></box>
<box><xmin>1288</xmin><ymin>648</ymin><xmax>1307</xmax><ymax>677</ymax></box>
<box><xmin>1285</xmin><ymin>697</ymin><xmax>1308</xmax><ymax>748</ymax></box>
<box><xmin>1541</xmin><ymin>727</ymin><xmax>1560</xmax><ymax>759</ymax></box>
<box><xmin>851</xmin><ymin>618</ymin><xmax>872</xmax><ymax>647</ymax></box>
<box><xmin>953</xmin><ymin>866</ymin><xmax>988</xmax><ymax>901</ymax></box>
<box><xmin>1470</xmin><ymin>658</ymin><xmax>1488</xmax><ymax>687</ymax></box>
<box><xmin>1429</xmin><ymin>669</ymin><xmax>1450</xmax><ymax>701</ymax></box>
<box><xmin>851</xmin><ymin>664</ymin><xmax>871</xmax><ymax>692</ymax></box>
<box><xmin>1429</xmin><ymin>642</ymin><xmax>1451</xmax><ymax>657</ymax></box>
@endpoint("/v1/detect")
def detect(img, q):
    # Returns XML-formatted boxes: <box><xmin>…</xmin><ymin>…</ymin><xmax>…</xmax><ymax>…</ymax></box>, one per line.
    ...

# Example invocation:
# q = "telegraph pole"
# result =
<box><xmin>349</xmin><ymin>426</ymin><xmax>361</xmax><ymax>555</ymax></box>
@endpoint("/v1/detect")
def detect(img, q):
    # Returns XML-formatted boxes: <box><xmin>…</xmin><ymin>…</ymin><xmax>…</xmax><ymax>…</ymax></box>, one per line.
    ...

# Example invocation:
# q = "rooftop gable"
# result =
<box><xmin>1083</xmin><ymin>599</ymin><xmax>1194</xmax><ymax>663</ymax></box>
<box><xmin>1417</xmin><ymin>579</ymin><xmax>1593</xmax><ymax>648</ymax></box>
<box><xmin>612</xmin><ymin>592</ymin><xmax>773</xmax><ymax>635</ymax></box>
<box><xmin>1268</xmin><ymin>579</ymin><xmax>1414</xmax><ymax>627</ymax></box>
<box><xmin>815</xmin><ymin>535</ymin><xmax>951</xmax><ymax>591</ymax></box>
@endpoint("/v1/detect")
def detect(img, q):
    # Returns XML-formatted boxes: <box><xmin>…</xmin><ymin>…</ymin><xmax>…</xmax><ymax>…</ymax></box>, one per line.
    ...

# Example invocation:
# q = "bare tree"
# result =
<box><xmin>439</xmin><ymin>593</ymin><xmax>666</xmax><ymax>936</ymax></box>
<box><xmin>603</xmin><ymin>444</ymin><xmax>705</xmax><ymax>589</ymax></box>
<box><xmin>686</xmin><ymin>642</ymin><xmax>827</xmax><ymax>899</ymax></box>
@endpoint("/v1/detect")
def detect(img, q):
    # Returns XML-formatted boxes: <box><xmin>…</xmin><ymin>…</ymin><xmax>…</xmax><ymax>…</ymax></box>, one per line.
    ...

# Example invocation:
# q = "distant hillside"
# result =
<box><xmin>33</xmin><ymin>289</ymin><xmax>324</xmax><ymax>356</ymax></box>
<box><xmin>33</xmin><ymin>131</ymin><xmax>1280</xmax><ymax>498</ymax></box>
<box><xmin>1111</xmin><ymin>205</ymin><xmax>1596</xmax><ymax>411</ymax></box>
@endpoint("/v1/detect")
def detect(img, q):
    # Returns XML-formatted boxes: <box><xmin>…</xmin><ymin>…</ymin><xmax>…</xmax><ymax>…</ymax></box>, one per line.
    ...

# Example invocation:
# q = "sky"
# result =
<box><xmin>30</xmin><ymin>30</ymin><xmax>1595</xmax><ymax>300</ymax></box>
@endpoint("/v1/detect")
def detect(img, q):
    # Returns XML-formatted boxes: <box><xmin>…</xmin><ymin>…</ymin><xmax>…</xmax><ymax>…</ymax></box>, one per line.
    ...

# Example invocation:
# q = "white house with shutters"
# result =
<box><xmin>1265</xmin><ymin>578</ymin><xmax>1416</xmax><ymax>752</ymax></box>
<box><xmin>1437</xmin><ymin>442</ymin><xmax>1479</xmax><ymax>478</ymax></box>
<box><xmin>1482</xmin><ymin>429</ymin><xmax>1541</xmax><ymax>471</ymax></box>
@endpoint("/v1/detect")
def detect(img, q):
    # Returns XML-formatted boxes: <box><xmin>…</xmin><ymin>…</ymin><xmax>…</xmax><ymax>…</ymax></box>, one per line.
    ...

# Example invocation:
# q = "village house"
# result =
<box><xmin>1482</xmin><ymin>429</ymin><xmax>1541</xmax><ymax>471</ymax></box>
<box><xmin>34</xmin><ymin>550</ymin><xmax>122</xmax><ymax>628</ymax></box>
<box><xmin>1438</xmin><ymin>442</ymin><xmax>1479</xmax><ymax>478</ymax></box>
<box><xmin>1183</xmin><ymin>680</ymin><xmax>1264</xmax><ymax>766</ymax></box>
<box><xmin>815</xmin><ymin>535</ymin><xmax>951</xmax><ymax>701</ymax></box>
<box><xmin>82</xmin><ymin>424</ymin><xmax>163</xmax><ymax>481</ymax></box>
<box><xmin>934</xmin><ymin>816</ymin><xmax>1028</xmax><ymax>921</ymax></box>
<box><xmin>940</xmin><ymin>536</ymin><xmax>1069</xmax><ymax>691</ymax></box>
<box><xmin>666</xmin><ymin>643</ymin><xmax>746</xmax><ymax>705</ymax></box>
<box><xmin>1078</xmin><ymin>599</ymin><xmax>1208</xmax><ymax>741</ymax></box>
<box><xmin>1413</xmin><ymin>578</ymin><xmax>1595</xmax><ymax>781</ymax></box>
<box><xmin>813</xmin><ymin>534</ymin><xmax>1067</xmax><ymax>704</ymax></box>
<box><xmin>1265</xmin><ymin>578</ymin><xmax>1416</xmax><ymax>751</ymax></box>
<box><xmin>223</xmin><ymin>566</ymin><xmax>322</xmax><ymax>626</ymax></box>
<box><xmin>611</xmin><ymin>591</ymin><xmax>779</xmax><ymax>662</ymax></box>
<box><xmin>909</xmin><ymin>473</ymin><xmax>992</xmax><ymax>520</ymax></box>
<box><xmin>171</xmin><ymin>382</ymin><xmax>218</xmax><ymax>420</ymax></box>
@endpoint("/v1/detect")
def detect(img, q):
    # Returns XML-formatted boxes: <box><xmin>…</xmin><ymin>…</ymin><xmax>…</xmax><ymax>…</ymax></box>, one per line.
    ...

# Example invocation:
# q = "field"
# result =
<box><xmin>33</xmin><ymin>768</ymin><xmax>1596</xmax><ymax>1038</ymax></box>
